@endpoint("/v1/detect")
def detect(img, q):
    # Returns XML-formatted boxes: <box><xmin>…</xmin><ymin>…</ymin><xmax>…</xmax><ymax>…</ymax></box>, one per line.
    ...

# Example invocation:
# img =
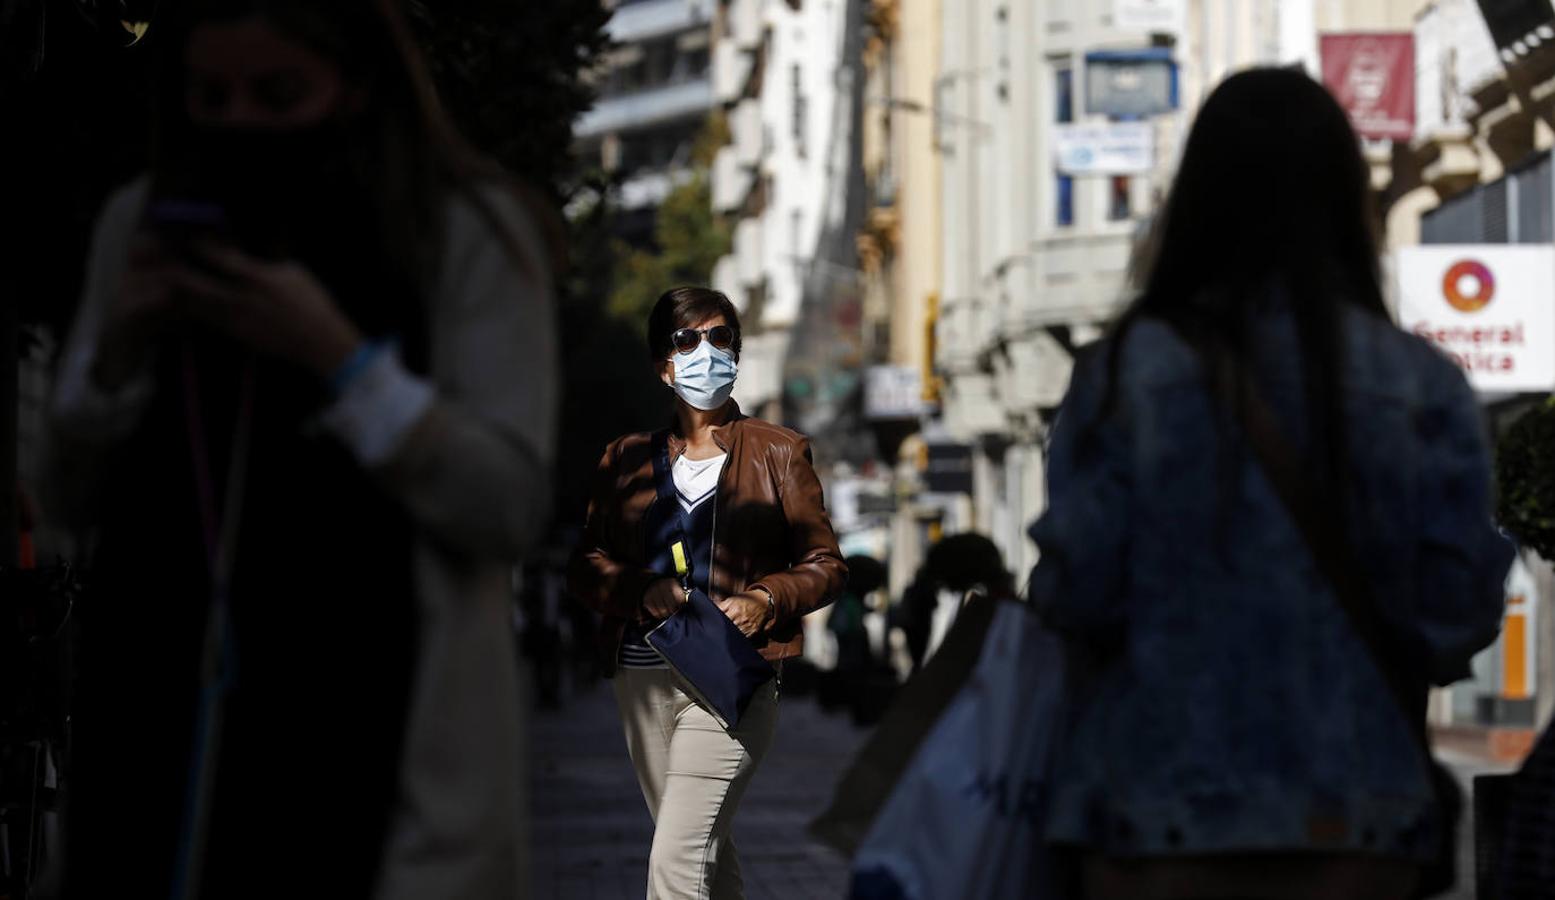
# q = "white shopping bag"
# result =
<box><xmin>851</xmin><ymin>599</ymin><xmax>1067</xmax><ymax>900</ymax></box>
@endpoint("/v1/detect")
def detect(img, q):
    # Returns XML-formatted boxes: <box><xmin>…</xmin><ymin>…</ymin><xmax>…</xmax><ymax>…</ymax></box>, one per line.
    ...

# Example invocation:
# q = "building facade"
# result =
<box><xmin>708</xmin><ymin>0</ymin><xmax>865</xmax><ymax>425</ymax></box>
<box><xmin>919</xmin><ymin>0</ymin><xmax>1550</xmax><ymax>744</ymax></box>
<box><xmin>575</xmin><ymin>0</ymin><xmax>718</xmax><ymax>243</ymax></box>
<box><xmin>855</xmin><ymin>0</ymin><xmax>954</xmax><ymax>592</ymax></box>
<box><xmin>928</xmin><ymin>0</ymin><xmax>1431</xmax><ymax>591</ymax></box>
<box><xmin>1393</xmin><ymin>0</ymin><xmax>1555</xmax><ymax>747</ymax></box>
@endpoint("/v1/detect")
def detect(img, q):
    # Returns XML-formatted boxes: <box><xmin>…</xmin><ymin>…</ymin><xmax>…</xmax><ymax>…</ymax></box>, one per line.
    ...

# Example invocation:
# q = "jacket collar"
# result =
<box><xmin>666</xmin><ymin>400</ymin><xmax>747</xmax><ymax>459</ymax></box>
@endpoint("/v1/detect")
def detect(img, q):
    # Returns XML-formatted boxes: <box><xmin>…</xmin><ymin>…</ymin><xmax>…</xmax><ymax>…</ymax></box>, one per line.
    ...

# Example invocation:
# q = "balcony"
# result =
<box><xmin>617</xmin><ymin>169</ymin><xmax>688</xmax><ymax>211</ymax></box>
<box><xmin>728</xmin><ymin>0</ymin><xmax>763</xmax><ymax>51</ymax></box>
<box><xmin>575</xmin><ymin>77</ymin><xmax>713</xmax><ymax>139</ymax></box>
<box><xmin>735</xmin><ymin>218</ymin><xmax>764</xmax><ymax>286</ymax></box>
<box><xmin>712</xmin><ymin>145</ymin><xmax>754</xmax><ymax>212</ymax></box>
<box><xmin>731</xmin><ymin>99</ymin><xmax>763</xmax><ymax>167</ymax></box>
<box><xmin>712</xmin><ymin>254</ymin><xmax>741</xmax><ymax>304</ymax></box>
<box><xmin>607</xmin><ymin>0</ymin><xmax>714</xmax><ymax>44</ymax></box>
<box><xmin>713</xmin><ymin>39</ymin><xmax>754</xmax><ymax>103</ymax></box>
<box><xmin>1415</xmin><ymin>124</ymin><xmax>1483</xmax><ymax>199</ymax></box>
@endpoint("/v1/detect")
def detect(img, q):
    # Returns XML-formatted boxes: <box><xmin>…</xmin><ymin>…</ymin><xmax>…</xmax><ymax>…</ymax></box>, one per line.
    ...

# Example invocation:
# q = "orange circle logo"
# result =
<box><xmin>1442</xmin><ymin>260</ymin><xmax>1494</xmax><ymax>313</ymax></box>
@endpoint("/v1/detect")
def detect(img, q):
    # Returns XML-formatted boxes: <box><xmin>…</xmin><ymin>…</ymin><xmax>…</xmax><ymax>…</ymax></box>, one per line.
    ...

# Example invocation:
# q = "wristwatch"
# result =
<box><xmin>754</xmin><ymin>586</ymin><xmax>775</xmax><ymax>623</ymax></box>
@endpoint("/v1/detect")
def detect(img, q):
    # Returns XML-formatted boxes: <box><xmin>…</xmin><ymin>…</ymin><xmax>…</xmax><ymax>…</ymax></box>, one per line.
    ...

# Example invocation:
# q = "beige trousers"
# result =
<box><xmin>612</xmin><ymin>667</ymin><xmax>779</xmax><ymax>900</ymax></box>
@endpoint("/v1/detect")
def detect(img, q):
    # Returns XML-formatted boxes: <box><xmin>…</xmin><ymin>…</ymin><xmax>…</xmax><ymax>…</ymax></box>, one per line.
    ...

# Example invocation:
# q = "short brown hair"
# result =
<box><xmin>646</xmin><ymin>286</ymin><xmax>743</xmax><ymax>360</ymax></box>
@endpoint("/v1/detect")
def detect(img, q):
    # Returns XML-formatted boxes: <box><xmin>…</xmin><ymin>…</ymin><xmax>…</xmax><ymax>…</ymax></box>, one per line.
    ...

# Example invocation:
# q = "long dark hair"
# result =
<box><xmin>1105</xmin><ymin>67</ymin><xmax>1389</xmax><ymax>491</ymax></box>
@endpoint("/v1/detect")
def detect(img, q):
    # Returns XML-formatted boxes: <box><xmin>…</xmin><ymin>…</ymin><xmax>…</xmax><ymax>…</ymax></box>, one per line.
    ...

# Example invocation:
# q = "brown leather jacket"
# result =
<box><xmin>567</xmin><ymin>405</ymin><xmax>847</xmax><ymax>675</ymax></box>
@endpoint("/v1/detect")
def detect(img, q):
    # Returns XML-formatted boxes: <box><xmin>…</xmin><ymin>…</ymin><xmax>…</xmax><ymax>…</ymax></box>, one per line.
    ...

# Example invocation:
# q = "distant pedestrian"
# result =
<box><xmin>892</xmin><ymin>573</ymin><xmax>939</xmax><ymax>674</ymax></box>
<box><xmin>829</xmin><ymin>554</ymin><xmax>884</xmax><ymax>677</ymax></box>
<box><xmin>924</xmin><ymin>532</ymin><xmax>1016</xmax><ymax>604</ymax></box>
<box><xmin>45</xmin><ymin>1</ymin><xmax>558</xmax><ymax>896</ymax></box>
<box><xmin>1029</xmin><ymin>68</ymin><xmax>1513</xmax><ymax>899</ymax></box>
<box><xmin>893</xmin><ymin>533</ymin><xmax>1015</xmax><ymax>673</ymax></box>
<box><xmin>568</xmin><ymin>286</ymin><xmax>847</xmax><ymax>898</ymax></box>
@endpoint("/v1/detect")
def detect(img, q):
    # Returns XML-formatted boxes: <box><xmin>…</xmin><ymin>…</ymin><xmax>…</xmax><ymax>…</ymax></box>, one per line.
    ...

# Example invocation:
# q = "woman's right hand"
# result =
<box><xmin>91</xmin><ymin>234</ymin><xmax>182</xmax><ymax>392</ymax></box>
<box><xmin>641</xmin><ymin>577</ymin><xmax>687</xmax><ymax>622</ymax></box>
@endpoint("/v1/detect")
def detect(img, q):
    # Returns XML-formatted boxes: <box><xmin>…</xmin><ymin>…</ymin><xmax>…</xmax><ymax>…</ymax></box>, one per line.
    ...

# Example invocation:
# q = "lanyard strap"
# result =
<box><xmin>180</xmin><ymin>346</ymin><xmax>257</xmax><ymax>592</ymax></box>
<box><xmin>650</xmin><ymin>429</ymin><xmax>693</xmax><ymax>589</ymax></box>
<box><xmin>170</xmin><ymin>345</ymin><xmax>256</xmax><ymax>900</ymax></box>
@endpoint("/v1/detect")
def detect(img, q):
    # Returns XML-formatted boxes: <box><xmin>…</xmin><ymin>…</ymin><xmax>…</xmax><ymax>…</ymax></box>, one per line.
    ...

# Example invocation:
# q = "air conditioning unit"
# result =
<box><xmin>712</xmin><ymin>145</ymin><xmax>754</xmax><ymax>213</ymax></box>
<box><xmin>735</xmin><ymin>218</ymin><xmax>764</xmax><ymax>286</ymax></box>
<box><xmin>712</xmin><ymin>254</ymin><xmax>742</xmax><ymax>304</ymax></box>
<box><xmin>731</xmin><ymin>99</ymin><xmax>763</xmax><ymax>168</ymax></box>
<box><xmin>713</xmin><ymin>40</ymin><xmax>753</xmax><ymax>104</ymax></box>
<box><xmin>729</xmin><ymin>0</ymin><xmax>762</xmax><ymax>51</ymax></box>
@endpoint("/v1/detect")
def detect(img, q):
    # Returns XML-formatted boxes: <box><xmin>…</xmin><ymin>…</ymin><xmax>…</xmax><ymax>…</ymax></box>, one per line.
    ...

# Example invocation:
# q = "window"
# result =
<box><xmin>1055</xmin><ymin>66</ymin><xmax>1074</xmax><ymax>124</ymax></box>
<box><xmin>1108</xmin><ymin>176</ymin><xmax>1131</xmax><ymax>221</ymax></box>
<box><xmin>792</xmin><ymin>65</ymin><xmax>808</xmax><ymax>158</ymax></box>
<box><xmin>1055</xmin><ymin>64</ymin><xmax>1074</xmax><ymax>227</ymax></box>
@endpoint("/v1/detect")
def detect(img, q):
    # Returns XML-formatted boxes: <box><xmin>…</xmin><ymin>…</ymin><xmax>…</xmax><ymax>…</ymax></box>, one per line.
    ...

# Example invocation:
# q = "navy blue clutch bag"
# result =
<box><xmin>647</xmin><ymin>587</ymin><xmax>775</xmax><ymax>730</ymax></box>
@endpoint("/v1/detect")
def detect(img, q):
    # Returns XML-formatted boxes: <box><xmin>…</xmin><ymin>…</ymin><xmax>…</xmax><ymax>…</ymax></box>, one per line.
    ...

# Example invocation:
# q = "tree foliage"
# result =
<box><xmin>606</xmin><ymin>115</ymin><xmax>732</xmax><ymax>328</ymax></box>
<box><xmin>1498</xmin><ymin>396</ymin><xmax>1555</xmax><ymax>560</ymax></box>
<box><xmin>406</xmin><ymin>0</ymin><xmax>611</xmax><ymax>196</ymax></box>
<box><xmin>608</xmin><ymin>173</ymin><xmax>732</xmax><ymax>325</ymax></box>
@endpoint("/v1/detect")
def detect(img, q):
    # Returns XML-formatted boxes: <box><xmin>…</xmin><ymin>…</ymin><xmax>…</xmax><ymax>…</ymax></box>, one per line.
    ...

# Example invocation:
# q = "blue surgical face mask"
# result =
<box><xmin>670</xmin><ymin>341</ymin><xmax>738</xmax><ymax>411</ymax></box>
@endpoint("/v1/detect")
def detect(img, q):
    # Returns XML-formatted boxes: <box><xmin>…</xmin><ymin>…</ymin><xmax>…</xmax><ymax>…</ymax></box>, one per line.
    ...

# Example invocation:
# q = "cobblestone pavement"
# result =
<box><xmin>529</xmin><ymin>672</ymin><xmax>1517</xmax><ymax>900</ymax></box>
<box><xmin>1437</xmin><ymin>746</ymin><xmax>1520</xmax><ymax>900</ymax></box>
<box><xmin>530</xmin><ymin>678</ymin><xmax>869</xmax><ymax>899</ymax></box>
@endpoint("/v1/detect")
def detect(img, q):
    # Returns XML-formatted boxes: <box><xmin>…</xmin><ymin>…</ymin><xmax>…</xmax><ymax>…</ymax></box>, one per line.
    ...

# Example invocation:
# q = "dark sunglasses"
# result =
<box><xmin>671</xmin><ymin>325</ymin><xmax>737</xmax><ymax>355</ymax></box>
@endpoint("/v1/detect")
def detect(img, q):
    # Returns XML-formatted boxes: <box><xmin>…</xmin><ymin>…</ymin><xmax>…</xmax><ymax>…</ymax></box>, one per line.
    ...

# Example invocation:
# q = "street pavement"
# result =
<box><xmin>530</xmin><ymin>678</ymin><xmax>868</xmax><ymax>899</ymax></box>
<box><xmin>529</xmin><ymin>673</ymin><xmax>1520</xmax><ymax>900</ymax></box>
<box><xmin>1436</xmin><ymin>745</ymin><xmax>1520</xmax><ymax>900</ymax></box>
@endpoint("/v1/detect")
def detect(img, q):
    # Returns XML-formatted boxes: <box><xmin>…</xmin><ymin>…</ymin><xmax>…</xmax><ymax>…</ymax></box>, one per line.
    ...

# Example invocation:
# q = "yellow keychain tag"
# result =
<box><xmin>671</xmin><ymin>541</ymin><xmax>689</xmax><ymax>579</ymax></box>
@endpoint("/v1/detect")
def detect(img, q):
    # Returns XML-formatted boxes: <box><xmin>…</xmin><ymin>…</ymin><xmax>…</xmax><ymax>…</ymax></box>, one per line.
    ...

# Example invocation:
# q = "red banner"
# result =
<box><xmin>1320</xmin><ymin>33</ymin><xmax>1415</xmax><ymax>141</ymax></box>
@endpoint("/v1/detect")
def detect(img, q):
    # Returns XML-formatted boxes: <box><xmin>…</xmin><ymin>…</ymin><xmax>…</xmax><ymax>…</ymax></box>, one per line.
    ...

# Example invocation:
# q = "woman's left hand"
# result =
<box><xmin>717</xmin><ymin>592</ymin><xmax>771</xmax><ymax>639</ymax></box>
<box><xmin>173</xmin><ymin>242</ymin><xmax>364</xmax><ymax>378</ymax></box>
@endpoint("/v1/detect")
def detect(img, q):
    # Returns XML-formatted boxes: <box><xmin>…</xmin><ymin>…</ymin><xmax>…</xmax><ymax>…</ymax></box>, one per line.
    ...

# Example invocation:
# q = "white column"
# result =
<box><xmin>1278</xmin><ymin>0</ymin><xmax>1318</xmax><ymax>73</ymax></box>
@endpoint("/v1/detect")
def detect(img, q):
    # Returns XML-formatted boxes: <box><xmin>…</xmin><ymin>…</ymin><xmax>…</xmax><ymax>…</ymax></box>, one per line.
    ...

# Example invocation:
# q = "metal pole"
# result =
<box><xmin>1</xmin><ymin>284</ymin><xmax>19</xmax><ymax>569</ymax></box>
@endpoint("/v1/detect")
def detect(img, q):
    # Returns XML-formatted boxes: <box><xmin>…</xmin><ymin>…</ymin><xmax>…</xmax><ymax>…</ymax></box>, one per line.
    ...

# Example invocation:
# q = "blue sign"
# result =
<box><xmin>1085</xmin><ymin>48</ymin><xmax>1179</xmax><ymax>119</ymax></box>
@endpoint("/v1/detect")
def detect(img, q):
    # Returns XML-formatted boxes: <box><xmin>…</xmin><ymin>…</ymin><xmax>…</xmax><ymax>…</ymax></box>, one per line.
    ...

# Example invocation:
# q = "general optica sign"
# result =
<box><xmin>1319</xmin><ymin>33</ymin><xmax>1415</xmax><ymax>141</ymax></box>
<box><xmin>1396</xmin><ymin>245</ymin><xmax>1555</xmax><ymax>392</ymax></box>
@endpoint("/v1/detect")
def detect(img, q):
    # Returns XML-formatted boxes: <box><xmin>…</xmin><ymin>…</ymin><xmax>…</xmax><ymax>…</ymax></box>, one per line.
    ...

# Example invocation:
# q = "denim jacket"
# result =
<box><xmin>1029</xmin><ymin>307</ymin><xmax>1513</xmax><ymax>860</ymax></box>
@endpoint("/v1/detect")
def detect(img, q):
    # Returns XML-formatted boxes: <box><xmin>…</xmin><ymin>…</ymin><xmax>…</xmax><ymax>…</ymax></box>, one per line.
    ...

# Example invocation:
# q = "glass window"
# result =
<box><xmin>792</xmin><ymin>65</ymin><xmax>808</xmax><ymax>158</ymax></box>
<box><xmin>1108</xmin><ymin>175</ymin><xmax>1131</xmax><ymax>221</ymax></box>
<box><xmin>1055</xmin><ymin>63</ymin><xmax>1075</xmax><ymax>227</ymax></box>
<box><xmin>1055</xmin><ymin>66</ymin><xmax>1073</xmax><ymax>124</ymax></box>
<box><xmin>1056</xmin><ymin>173</ymin><xmax>1074</xmax><ymax>227</ymax></box>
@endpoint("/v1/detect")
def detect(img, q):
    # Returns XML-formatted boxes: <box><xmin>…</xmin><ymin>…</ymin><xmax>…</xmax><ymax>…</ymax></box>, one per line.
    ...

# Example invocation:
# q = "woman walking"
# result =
<box><xmin>47</xmin><ymin>2</ymin><xmax>557</xmax><ymax>896</ymax></box>
<box><xmin>1029</xmin><ymin>68</ymin><xmax>1513</xmax><ymax>899</ymax></box>
<box><xmin>569</xmin><ymin>287</ymin><xmax>846</xmax><ymax>899</ymax></box>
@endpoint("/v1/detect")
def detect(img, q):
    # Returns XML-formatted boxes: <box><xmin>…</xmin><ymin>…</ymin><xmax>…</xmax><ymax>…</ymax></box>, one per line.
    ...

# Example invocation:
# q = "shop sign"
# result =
<box><xmin>1396</xmin><ymin>245</ymin><xmax>1555</xmax><ymax>392</ymax></box>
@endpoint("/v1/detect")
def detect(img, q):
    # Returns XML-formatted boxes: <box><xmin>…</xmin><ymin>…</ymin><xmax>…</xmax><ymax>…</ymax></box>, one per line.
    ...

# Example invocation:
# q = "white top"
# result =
<box><xmin>674</xmin><ymin>452</ymin><xmax>726</xmax><ymax>514</ymax></box>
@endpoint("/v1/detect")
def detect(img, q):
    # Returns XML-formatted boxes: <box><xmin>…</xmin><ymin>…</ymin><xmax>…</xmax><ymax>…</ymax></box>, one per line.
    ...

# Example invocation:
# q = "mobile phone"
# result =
<box><xmin>145</xmin><ymin>198</ymin><xmax>233</xmax><ymax>246</ymax></box>
<box><xmin>145</xmin><ymin>196</ymin><xmax>291</xmax><ymax>262</ymax></box>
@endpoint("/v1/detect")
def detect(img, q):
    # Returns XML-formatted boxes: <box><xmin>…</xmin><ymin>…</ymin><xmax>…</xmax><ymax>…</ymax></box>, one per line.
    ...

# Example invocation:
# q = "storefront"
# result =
<box><xmin>1400</xmin><ymin>152</ymin><xmax>1555</xmax><ymax>748</ymax></box>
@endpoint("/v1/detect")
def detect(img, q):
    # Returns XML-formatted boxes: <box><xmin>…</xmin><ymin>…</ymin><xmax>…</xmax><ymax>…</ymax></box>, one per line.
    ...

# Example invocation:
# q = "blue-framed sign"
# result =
<box><xmin>1085</xmin><ymin>48</ymin><xmax>1179</xmax><ymax>119</ymax></box>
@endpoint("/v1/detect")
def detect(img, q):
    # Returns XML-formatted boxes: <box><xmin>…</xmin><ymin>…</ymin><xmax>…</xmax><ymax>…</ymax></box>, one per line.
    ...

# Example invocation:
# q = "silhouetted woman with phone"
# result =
<box><xmin>47</xmin><ymin>2</ymin><xmax>557</xmax><ymax>896</ymax></box>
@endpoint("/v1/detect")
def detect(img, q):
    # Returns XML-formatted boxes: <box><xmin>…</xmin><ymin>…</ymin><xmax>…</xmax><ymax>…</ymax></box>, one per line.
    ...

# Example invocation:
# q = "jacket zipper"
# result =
<box><xmin>710</xmin><ymin>449</ymin><xmax>724</xmax><ymax>603</ymax></box>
